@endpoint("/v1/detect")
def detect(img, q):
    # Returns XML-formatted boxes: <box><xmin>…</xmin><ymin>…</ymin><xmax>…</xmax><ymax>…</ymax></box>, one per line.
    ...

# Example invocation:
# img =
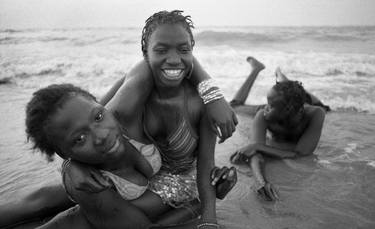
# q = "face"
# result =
<box><xmin>146</xmin><ymin>23</ymin><xmax>193</xmax><ymax>88</ymax></box>
<box><xmin>263</xmin><ymin>88</ymin><xmax>289</xmax><ymax>122</ymax></box>
<box><xmin>49</xmin><ymin>95</ymin><xmax>124</xmax><ymax>165</ymax></box>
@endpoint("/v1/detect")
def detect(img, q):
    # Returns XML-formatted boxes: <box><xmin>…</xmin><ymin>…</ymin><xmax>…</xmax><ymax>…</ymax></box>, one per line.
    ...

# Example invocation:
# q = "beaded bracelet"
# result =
<box><xmin>197</xmin><ymin>222</ymin><xmax>220</xmax><ymax>229</ymax></box>
<box><xmin>197</xmin><ymin>79</ymin><xmax>224</xmax><ymax>104</ymax></box>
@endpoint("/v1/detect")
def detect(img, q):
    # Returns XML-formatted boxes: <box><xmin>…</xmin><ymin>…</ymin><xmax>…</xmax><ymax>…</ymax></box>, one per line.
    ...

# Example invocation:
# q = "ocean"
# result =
<box><xmin>1</xmin><ymin>26</ymin><xmax>375</xmax><ymax>228</ymax></box>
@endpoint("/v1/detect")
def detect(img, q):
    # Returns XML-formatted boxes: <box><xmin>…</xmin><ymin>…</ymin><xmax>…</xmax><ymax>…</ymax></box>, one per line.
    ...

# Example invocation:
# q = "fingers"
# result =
<box><xmin>264</xmin><ymin>183</ymin><xmax>278</xmax><ymax>201</ymax></box>
<box><xmin>91</xmin><ymin>171</ymin><xmax>111</xmax><ymax>188</ymax></box>
<box><xmin>75</xmin><ymin>171</ymin><xmax>110</xmax><ymax>193</ymax></box>
<box><xmin>210</xmin><ymin>119</ymin><xmax>221</xmax><ymax>138</ymax></box>
<box><xmin>228</xmin><ymin>167</ymin><xmax>237</xmax><ymax>182</ymax></box>
<box><xmin>270</xmin><ymin>185</ymin><xmax>279</xmax><ymax>200</ymax></box>
<box><xmin>211</xmin><ymin>166</ymin><xmax>229</xmax><ymax>186</ymax></box>
<box><xmin>210</xmin><ymin>166</ymin><xmax>219</xmax><ymax>180</ymax></box>
<box><xmin>217</xmin><ymin>124</ymin><xmax>228</xmax><ymax>144</ymax></box>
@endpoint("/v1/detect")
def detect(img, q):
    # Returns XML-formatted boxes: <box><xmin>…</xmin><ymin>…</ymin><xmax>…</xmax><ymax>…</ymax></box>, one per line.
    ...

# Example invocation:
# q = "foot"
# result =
<box><xmin>275</xmin><ymin>67</ymin><xmax>289</xmax><ymax>83</ymax></box>
<box><xmin>246</xmin><ymin>56</ymin><xmax>265</xmax><ymax>72</ymax></box>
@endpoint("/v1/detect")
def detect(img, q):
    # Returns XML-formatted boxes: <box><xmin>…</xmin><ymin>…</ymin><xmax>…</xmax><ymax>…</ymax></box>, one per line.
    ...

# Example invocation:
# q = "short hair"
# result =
<box><xmin>273</xmin><ymin>81</ymin><xmax>308</xmax><ymax>112</ymax></box>
<box><xmin>25</xmin><ymin>84</ymin><xmax>96</xmax><ymax>161</ymax></box>
<box><xmin>141</xmin><ymin>10</ymin><xmax>195</xmax><ymax>58</ymax></box>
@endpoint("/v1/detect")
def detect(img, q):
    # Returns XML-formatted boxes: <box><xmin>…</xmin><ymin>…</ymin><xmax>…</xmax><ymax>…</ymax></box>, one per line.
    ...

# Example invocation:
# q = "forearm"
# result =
<box><xmin>197</xmin><ymin>116</ymin><xmax>217</xmax><ymax>223</ymax></box>
<box><xmin>99</xmin><ymin>76</ymin><xmax>125</xmax><ymax>106</ymax></box>
<box><xmin>105</xmin><ymin>60</ymin><xmax>153</xmax><ymax>118</ymax></box>
<box><xmin>197</xmin><ymin>161</ymin><xmax>216</xmax><ymax>223</ymax></box>
<box><xmin>254</xmin><ymin>143</ymin><xmax>296</xmax><ymax>158</ymax></box>
<box><xmin>74</xmin><ymin>189</ymin><xmax>151</xmax><ymax>229</ymax></box>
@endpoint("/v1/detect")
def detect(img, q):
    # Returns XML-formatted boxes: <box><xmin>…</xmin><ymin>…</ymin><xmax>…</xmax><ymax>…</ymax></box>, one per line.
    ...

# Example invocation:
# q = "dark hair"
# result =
<box><xmin>141</xmin><ymin>10</ymin><xmax>195</xmax><ymax>58</ymax></box>
<box><xmin>25</xmin><ymin>84</ymin><xmax>96</xmax><ymax>161</ymax></box>
<box><xmin>273</xmin><ymin>81</ymin><xmax>308</xmax><ymax>112</ymax></box>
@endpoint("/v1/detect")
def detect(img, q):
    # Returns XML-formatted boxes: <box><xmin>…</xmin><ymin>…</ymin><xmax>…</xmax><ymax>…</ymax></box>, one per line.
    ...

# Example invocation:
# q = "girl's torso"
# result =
<box><xmin>143</xmin><ymin>81</ymin><xmax>203</xmax><ymax>174</ymax></box>
<box><xmin>100</xmin><ymin>135</ymin><xmax>162</xmax><ymax>200</ymax></box>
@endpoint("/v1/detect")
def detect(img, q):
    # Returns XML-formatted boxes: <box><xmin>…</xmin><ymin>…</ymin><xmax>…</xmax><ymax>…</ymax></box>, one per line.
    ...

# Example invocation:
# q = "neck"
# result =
<box><xmin>101</xmin><ymin>138</ymin><xmax>132</xmax><ymax>171</ymax></box>
<box><xmin>154</xmin><ymin>81</ymin><xmax>185</xmax><ymax>99</ymax></box>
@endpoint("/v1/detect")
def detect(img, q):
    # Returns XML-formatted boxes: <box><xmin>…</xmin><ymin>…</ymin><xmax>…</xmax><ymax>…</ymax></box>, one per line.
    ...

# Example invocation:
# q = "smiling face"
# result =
<box><xmin>49</xmin><ymin>95</ymin><xmax>124</xmax><ymax>166</ymax></box>
<box><xmin>146</xmin><ymin>23</ymin><xmax>193</xmax><ymax>88</ymax></box>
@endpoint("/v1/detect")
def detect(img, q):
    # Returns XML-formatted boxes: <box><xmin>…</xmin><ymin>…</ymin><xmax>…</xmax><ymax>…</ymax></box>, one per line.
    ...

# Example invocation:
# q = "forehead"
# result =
<box><xmin>148</xmin><ymin>23</ymin><xmax>191</xmax><ymax>46</ymax></box>
<box><xmin>49</xmin><ymin>95</ymin><xmax>96</xmax><ymax>137</ymax></box>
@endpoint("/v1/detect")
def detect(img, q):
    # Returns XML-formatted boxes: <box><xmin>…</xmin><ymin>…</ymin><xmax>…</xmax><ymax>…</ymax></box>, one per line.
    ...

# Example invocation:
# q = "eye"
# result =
<box><xmin>74</xmin><ymin>134</ymin><xmax>87</xmax><ymax>145</ymax></box>
<box><xmin>153</xmin><ymin>47</ymin><xmax>167</xmax><ymax>54</ymax></box>
<box><xmin>95</xmin><ymin>111</ymin><xmax>104</xmax><ymax>122</ymax></box>
<box><xmin>179</xmin><ymin>46</ymin><xmax>191</xmax><ymax>54</ymax></box>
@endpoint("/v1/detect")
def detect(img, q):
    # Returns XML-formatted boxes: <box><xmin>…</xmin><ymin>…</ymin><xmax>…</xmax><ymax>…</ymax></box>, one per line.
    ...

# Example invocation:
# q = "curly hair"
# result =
<box><xmin>25</xmin><ymin>84</ymin><xmax>96</xmax><ymax>161</ymax></box>
<box><xmin>273</xmin><ymin>80</ymin><xmax>308</xmax><ymax>113</ymax></box>
<box><xmin>141</xmin><ymin>10</ymin><xmax>195</xmax><ymax>58</ymax></box>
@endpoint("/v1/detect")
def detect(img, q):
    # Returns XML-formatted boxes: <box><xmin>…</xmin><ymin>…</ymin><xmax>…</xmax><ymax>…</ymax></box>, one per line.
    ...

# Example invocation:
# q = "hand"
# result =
<box><xmin>210</xmin><ymin>166</ymin><xmax>237</xmax><ymax>200</ymax></box>
<box><xmin>64</xmin><ymin>161</ymin><xmax>111</xmax><ymax>193</ymax></box>
<box><xmin>257</xmin><ymin>182</ymin><xmax>279</xmax><ymax>201</ymax></box>
<box><xmin>206</xmin><ymin>98</ymin><xmax>238</xmax><ymax>143</ymax></box>
<box><xmin>230</xmin><ymin>144</ymin><xmax>258</xmax><ymax>165</ymax></box>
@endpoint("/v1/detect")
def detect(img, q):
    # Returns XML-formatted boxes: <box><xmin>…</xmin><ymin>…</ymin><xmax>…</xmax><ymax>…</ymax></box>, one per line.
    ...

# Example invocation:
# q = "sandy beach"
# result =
<box><xmin>1</xmin><ymin>26</ymin><xmax>375</xmax><ymax>228</ymax></box>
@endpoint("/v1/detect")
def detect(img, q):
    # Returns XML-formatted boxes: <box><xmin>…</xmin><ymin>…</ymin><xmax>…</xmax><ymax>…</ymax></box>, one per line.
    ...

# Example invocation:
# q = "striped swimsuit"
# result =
<box><xmin>145</xmin><ymin>85</ymin><xmax>200</xmax><ymax>207</ymax></box>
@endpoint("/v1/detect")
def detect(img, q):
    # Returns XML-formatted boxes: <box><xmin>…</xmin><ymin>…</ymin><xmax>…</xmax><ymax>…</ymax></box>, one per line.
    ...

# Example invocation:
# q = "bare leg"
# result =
<box><xmin>0</xmin><ymin>184</ymin><xmax>74</xmax><ymax>228</ymax></box>
<box><xmin>230</xmin><ymin>57</ymin><xmax>265</xmax><ymax>106</ymax></box>
<box><xmin>36</xmin><ymin>205</ymin><xmax>92</xmax><ymax>229</ymax></box>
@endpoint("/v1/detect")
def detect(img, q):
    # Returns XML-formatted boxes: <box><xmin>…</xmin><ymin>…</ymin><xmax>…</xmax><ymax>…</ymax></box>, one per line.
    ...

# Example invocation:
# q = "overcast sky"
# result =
<box><xmin>1</xmin><ymin>0</ymin><xmax>375</xmax><ymax>29</ymax></box>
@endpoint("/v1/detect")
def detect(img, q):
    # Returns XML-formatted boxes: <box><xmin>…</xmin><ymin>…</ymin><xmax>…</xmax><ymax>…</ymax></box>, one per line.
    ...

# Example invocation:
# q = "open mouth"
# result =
<box><xmin>162</xmin><ymin>69</ymin><xmax>184</xmax><ymax>80</ymax></box>
<box><xmin>106</xmin><ymin>137</ymin><xmax>120</xmax><ymax>154</ymax></box>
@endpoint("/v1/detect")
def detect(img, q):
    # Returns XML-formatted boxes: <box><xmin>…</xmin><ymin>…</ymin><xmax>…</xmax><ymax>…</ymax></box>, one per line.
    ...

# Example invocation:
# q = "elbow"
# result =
<box><xmin>296</xmin><ymin>150</ymin><xmax>313</xmax><ymax>157</ymax></box>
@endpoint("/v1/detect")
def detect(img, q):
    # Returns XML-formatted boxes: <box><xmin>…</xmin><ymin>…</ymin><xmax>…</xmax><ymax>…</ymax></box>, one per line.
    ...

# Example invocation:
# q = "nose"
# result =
<box><xmin>166</xmin><ymin>50</ymin><xmax>181</xmax><ymax>65</ymax></box>
<box><xmin>93</xmin><ymin>127</ymin><xmax>109</xmax><ymax>146</ymax></box>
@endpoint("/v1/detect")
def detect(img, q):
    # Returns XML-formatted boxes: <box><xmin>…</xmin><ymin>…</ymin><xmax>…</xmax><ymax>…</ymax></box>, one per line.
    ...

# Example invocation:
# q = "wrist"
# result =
<box><xmin>197</xmin><ymin>79</ymin><xmax>224</xmax><ymax>104</ymax></box>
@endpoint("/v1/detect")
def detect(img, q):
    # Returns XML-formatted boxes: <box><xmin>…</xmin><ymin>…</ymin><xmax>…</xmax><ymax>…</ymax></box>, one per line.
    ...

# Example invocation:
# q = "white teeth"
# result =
<box><xmin>163</xmin><ymin>69</ymin><xmax>182</xmax><ymax>78</ymax></box>
<box><xmin>107</xmin><ymin>138</ymin><xmax>119</xmax><ymax>154</ymax></box>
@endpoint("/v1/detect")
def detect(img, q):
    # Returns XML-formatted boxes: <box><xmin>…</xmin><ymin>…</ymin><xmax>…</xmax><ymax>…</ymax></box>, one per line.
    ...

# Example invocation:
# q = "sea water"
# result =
<box><xmin>1</xmin><ymin>26</ymin><xmax>375</xmax><ymax>228</ymax></box>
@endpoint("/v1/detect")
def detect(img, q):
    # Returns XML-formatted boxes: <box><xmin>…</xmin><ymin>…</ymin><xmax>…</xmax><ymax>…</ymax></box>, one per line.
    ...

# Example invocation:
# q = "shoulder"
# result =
<box><xmin>305</xmin><ymin>105</ymin><xmax>325</xmax><ymax>119</ymax></box>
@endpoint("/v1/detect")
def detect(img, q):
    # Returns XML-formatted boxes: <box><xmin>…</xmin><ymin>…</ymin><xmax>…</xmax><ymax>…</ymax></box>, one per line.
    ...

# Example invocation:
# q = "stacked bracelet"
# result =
<box><xmin>197</xmin><ymin>222</ymin><xmax>220</xmax><ymax>229</ymax></box>
<box><xmin>197</xmin><ymin>79</ymin><xmax>224</xmax><ymax>104</ymax></box>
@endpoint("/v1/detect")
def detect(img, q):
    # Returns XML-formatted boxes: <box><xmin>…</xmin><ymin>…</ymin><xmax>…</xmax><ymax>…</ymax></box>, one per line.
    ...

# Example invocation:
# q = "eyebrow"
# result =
<box><xmin>153</xmin><ymin>41</ymin><xmax>190</xmax><ymax>47</ymax></box>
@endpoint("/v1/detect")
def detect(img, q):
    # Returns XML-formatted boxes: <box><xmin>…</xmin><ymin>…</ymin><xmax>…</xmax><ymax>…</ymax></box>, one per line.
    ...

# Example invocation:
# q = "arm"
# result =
<box><xmin>197</xmin><ymin>113</ymin><xmax>217</xmax><ymax>225</ymax></box>
<box><xmin>294</xmin><ymin>106</ymin><xmax>325</xmax><ymax>156</ymax></box>
<box><xmin>68</xmin><ymin>185</ymin><xmax>152</xmax><ymax>229</ymax></box>
<box><xmin>191</xmin><ymin>57</ymin><xmax>238</xmax><ymax>142</ymax></box>
<box><xmin>237</xmin><ymin>110</ymin><xmax>296</xmax><ymax>159</ymax></box>
<box><xmin>99</xmin><ymin>76</ymin><xmax>125</xmax><ymax>106</ymax></box>
<box><xmin>103</xmin><ymin>60</ymin><xmax>153</xmax><ymax>121</ymax></box>
<box><xmin>102</xmin><ymin>58</ymin><xmax>237</xmax><ymax>142</ymax></box>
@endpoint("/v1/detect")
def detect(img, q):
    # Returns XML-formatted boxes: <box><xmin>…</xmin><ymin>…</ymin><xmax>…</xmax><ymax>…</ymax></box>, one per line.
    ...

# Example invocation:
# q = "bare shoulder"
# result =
<box><xmin>305</xmin><ymin>105</ymin><xmax>325</xmax><ymax>117</ymax></box>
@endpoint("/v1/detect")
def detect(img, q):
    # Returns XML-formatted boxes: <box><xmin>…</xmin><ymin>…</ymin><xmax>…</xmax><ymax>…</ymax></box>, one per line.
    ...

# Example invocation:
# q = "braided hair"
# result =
<box><xmin>141</xmin><ymin>10</ymin><xmax>195</xmax><ymax>58</ymax></box>
<box><xmin>25</xmin><ymin>84</ymin><xmax>96</xmax><ymax>161</ymax></box>
<box><xmin>273</xmin><ymin>81</ymin><xmax>308</xmax><ymax>113</ymax></box>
